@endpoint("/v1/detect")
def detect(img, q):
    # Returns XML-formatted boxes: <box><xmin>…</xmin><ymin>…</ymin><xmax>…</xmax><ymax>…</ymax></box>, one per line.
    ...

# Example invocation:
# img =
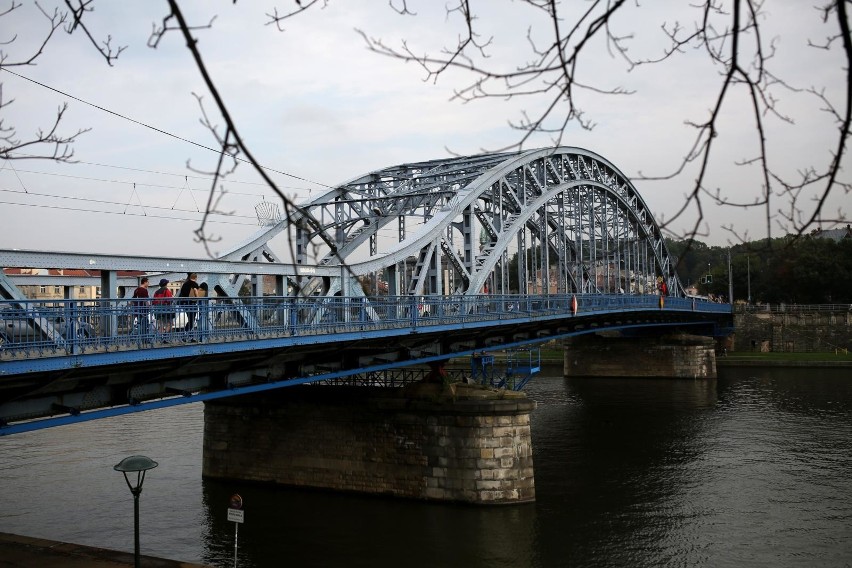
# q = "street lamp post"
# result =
<box><xmin>727</xmin><ymin>249</ymin><xmax>733</xmax><ymax>304</ymax></box>
<box><xmin>114</xmin><ymin>455</ymin><xmax>158</xmax><ymax>568</ymax></box>
<box><xmin>747</xmin><ymin>255</ymin><xmax>752</xmax><ymax>304</ymax></box>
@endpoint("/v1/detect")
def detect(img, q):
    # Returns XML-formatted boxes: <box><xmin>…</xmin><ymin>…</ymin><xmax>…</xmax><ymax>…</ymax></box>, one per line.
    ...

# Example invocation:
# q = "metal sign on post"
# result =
<box><xmin>227</xmin><ymin>508</ymin><xmax>244</xmax><ymax>523</ymax></box>
<box><xmin>228</xmin><ymin>494</ymin><xmax>244</xmax><ymax>568</ymax></box>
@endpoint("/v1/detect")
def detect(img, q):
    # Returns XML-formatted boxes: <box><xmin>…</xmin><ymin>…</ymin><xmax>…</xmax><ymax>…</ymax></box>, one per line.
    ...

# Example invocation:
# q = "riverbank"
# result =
<box><xmin>0</xmin><ymin>532</ymin><xmax>210</xmax><ymax>568</ymax></box>
<box><xmin>717</xmin><ymin>352</ymin><xmax>852</xmax><ymax>367</ymax></box>
<box><xmin>452</xmin><ymin>349</ymin><xmax>852</xmax><ymax>370</ymax></box>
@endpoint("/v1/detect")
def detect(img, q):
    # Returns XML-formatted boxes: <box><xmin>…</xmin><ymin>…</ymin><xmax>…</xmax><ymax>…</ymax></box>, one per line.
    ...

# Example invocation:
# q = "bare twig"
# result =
<box><xmin>153</xmin><ymin>0</ymin><xmax>345</xmax><ymax>274</ymax></box>
<box><xmin>63</xmin><ymin>0</ymin><xmax>126</xmax><ymax>65</ymax></box>
<box><xmin>358</xmin><ymin>0</ymin><xmax>851</xmax><ymax>241</ymax></box>
<box><xmin>0</xmin><ymin>2</ymin><xmax>87</xmax><ymax>161</ymax></box>
<box><xmin>265</xmin><ymin>0</ymin><xmax>328</xmax><ymax>31</ymax></box>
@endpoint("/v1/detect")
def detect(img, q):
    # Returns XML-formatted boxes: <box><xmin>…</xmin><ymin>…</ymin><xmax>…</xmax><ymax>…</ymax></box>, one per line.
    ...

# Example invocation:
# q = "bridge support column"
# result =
<box><xmin>203</xmin><ymin>383</ymin><xmax>536</xmax><ymax>505</ymax></box>
<box><xmin>563</xmin><ymin>332</ymin><xmax>717</xmax><ymax>379</ymax></box>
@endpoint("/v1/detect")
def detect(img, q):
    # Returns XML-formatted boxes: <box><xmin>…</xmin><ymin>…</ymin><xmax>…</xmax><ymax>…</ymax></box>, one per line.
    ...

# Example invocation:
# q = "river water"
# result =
<box><xmin>1</xmin><ymin>366</ymin><xmax>850</xmax><ymax>567</ymax></box>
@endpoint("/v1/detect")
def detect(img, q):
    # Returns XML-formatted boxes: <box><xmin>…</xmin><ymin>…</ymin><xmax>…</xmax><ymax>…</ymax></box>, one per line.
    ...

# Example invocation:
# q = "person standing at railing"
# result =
<box><xmin>152</xmin><ymin>279</ymin><xmax>174</xmax><ymax>337</ymax></box>
<box><xmin>178</xmin><ymin>273</ymin><xmax>201</xmax><ymax>340</ymax></box>
<box><xmin>197</xmin><ymin>282</ymin><xmax>211</xmax><ymax>340</ymax></box>
<box><xmin>131</xmin><ymin>277</ymin><xmax>151</xmax><ymax>338</ymax></box>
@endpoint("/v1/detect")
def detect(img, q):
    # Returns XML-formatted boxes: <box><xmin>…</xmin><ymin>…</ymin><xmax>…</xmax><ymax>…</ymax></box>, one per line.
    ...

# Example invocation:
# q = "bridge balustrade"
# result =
<box><xmin>0</xmin><ymin>294</ymin><xmax>730</xmax><ymax>361</ymax></box>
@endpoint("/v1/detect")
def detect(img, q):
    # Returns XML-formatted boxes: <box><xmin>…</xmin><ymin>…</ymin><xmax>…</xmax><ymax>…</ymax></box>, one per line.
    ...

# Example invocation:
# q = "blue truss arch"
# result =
<box><xmin>0</xmin><ymin>147</ymin><xmax>730</xmax><ymax>434</ymax></box>
<box><xmin>214</xmin><ymin>147</ymin><xmax>682</xmax><ymax>300</ymax></box>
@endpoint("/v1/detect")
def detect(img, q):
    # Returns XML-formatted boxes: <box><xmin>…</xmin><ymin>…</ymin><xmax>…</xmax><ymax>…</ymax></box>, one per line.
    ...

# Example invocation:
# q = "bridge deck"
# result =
<box><xmin>1</xmin><ymin>293</ymin><xmax>729</xmax><ymax>365</ymax></box>
<box><xmin>0</xmin><ymin>293</ymin><xmax>732</xmax><ymax>434</ymax></box>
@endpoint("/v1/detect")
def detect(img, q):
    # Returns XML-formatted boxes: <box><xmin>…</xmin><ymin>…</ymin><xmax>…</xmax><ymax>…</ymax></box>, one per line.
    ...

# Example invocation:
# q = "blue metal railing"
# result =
<box><xmin>0</xmin><ymin>293</ymin><xmax>731</xmax><ymax>361</ymax></box>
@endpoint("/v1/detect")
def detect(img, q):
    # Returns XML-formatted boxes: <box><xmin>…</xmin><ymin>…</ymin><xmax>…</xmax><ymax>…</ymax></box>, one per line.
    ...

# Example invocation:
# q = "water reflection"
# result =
<box><xmin>530</xmin><ymin>376</ymin><xmax>718</xmax><ymax>567</ymax></box>
<box><xmin>200</xmin><ymin>476</ymin><xmax>539</xmax><ymax>568</ymax></box>
<box><xmin>1</xmin><ymin>367</ymin><xmax>850</xmax><ymax>567</ymax></box>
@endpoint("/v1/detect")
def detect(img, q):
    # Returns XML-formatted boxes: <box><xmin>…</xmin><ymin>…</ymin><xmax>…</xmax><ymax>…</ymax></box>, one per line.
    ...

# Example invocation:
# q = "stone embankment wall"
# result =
<box><xmin>733</xmin><ymin>307</ymin><xmax>852</xmax><ymax>352</ymax></box>
<box><xmin>203</xmin><ymin>383</ymin><xmax>536</xmax><ymax>505</ymax></box>
<box><xmin>563</xmin><ymin>333</ymin><xmax>717</xmax><ymax>379</ymax></box>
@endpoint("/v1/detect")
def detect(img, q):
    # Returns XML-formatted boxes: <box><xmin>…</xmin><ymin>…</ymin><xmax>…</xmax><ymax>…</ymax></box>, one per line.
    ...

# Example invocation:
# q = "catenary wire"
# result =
<box><xmin>0</xmin><ymin>187</ymin><xmax>259</xmax><ymax>220</ymax></box>
<box><xmin>5</xmin><ymin>158</ymin><xmax>322</xmax><ymax>194</ymax></box>
<box><xmin>0</xmin><ymin>68</ymin><xmax>335</xmax><ymax>190</ymax></box>
<box><xmin>0</xmin><ymin>200</ymin><xmax>261</xmax><ymax>227</ymax></box>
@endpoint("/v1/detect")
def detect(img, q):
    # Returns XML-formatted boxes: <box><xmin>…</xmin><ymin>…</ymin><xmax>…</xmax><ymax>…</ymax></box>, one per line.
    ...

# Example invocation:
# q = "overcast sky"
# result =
<box><xmin>1</xmin><ymin>1</ymin><xmax>848</xmax><ymax>259</ymax></box>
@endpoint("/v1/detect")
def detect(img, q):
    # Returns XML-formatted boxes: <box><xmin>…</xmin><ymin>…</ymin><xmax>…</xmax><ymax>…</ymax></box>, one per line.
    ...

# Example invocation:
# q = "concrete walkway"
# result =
<box><xmin>0</xmin><ymin>533</ymin><xmax>210</xmax><ymax>567</ymax></box>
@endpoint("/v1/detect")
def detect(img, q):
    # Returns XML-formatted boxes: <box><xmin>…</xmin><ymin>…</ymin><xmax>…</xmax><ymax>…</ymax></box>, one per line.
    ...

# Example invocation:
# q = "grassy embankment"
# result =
<box><xmin>718</xmin><ymin>351</ymin><xmax>852</xmax><ymax>365</ymax></box>
<box><xmin>451</xmin><ymin>348</ymin><xmax>852</xmax><ymax>368</ymax></box>
<box><xmin>485</xmin><ymin>348</ymin><xmax>851</xmax><ymax>362</ymax></box>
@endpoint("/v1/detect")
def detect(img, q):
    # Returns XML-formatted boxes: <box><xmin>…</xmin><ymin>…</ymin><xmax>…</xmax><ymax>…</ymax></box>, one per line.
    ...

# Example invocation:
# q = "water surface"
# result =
<box><xmin>1</xmin><ymin>367</ymin><xmax>850</xmax><ymax>567</ymax></box>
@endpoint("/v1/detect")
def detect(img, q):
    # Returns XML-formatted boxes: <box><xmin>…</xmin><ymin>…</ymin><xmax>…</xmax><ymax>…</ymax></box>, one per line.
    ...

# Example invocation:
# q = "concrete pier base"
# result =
<box><xmin>203</xmin><ymin>383</ymin><xmax>536</xmax><ymax>505</ymax></box>
<box><xmin>563</xmin><ymin>332</ymin><xmax>717</xmax><ymax>379</ymax></box>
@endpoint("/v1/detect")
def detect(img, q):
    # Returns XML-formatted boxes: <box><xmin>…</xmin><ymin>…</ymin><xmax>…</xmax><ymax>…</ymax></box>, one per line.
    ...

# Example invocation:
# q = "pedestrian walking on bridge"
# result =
<box><xmin>153</xmin><ymin>278</ymin><xmax>174</xmax><ymax>336</ymax></box>
<box><xmin>131</xmin><ymin>277</ymin><xmax>151</xmax><ymax>338</ymax></box>
<box><xmin>178</xmin><ymin>273</ymin><xmax>201</xmax><ymax>340</ymax></box>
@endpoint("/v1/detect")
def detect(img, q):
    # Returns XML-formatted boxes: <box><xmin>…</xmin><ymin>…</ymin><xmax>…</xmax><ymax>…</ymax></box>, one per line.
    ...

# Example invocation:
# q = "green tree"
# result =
<box><xmin>670</xmin><ymin>235</ymin><xmax>852</xmax><ymax>304</ymax></box>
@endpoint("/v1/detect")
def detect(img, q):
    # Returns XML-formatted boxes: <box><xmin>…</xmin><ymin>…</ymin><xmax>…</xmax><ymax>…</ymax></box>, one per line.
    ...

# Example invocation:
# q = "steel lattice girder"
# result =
<box><xmin>0</xmin><ymin>148</ymin><xmax>675</xmax><ymax>301</ymax></box>
<box><xmin>213</xmin><ymin>147</ymin><xmax>682</xmax><ymax>299</ymax></box>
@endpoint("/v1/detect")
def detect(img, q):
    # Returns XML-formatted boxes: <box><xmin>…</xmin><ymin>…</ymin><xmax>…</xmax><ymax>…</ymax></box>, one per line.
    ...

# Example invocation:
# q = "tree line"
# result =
<box><xmin>667</xmin><ymin>234</ymin><xmax>852</xmax><ymax>305</ymax></box>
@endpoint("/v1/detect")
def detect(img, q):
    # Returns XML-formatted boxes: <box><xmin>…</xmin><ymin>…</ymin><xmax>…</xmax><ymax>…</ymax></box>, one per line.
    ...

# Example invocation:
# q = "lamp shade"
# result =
<box><xmin>114</xmin><ymin>455</ymin><xmax>159</xmax><ymax>473</ymax></box>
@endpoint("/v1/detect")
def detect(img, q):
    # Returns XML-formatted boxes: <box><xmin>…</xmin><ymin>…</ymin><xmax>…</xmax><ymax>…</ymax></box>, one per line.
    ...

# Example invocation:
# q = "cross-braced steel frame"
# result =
<box><xmin>188</xmin><ymin>147</ymin><xmax>682</xmax><ymax>301</ymax></box>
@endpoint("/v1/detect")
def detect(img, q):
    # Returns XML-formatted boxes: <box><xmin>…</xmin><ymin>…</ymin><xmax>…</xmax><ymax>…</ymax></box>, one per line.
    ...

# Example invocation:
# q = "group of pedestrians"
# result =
<box><xmin>130</xmin><ymin>272</ymin><xmax>209</xmax><ymax>342</ymax></box>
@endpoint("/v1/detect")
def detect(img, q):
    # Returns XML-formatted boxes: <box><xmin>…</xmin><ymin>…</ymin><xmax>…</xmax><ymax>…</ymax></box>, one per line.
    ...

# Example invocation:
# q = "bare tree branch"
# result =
<box><xmin>6</xmin><ymin>0</ymin><xmax>848</xmax><ymax>256</ymax></box>
<box><xmin>357</xmin><ymin>0</ymin><xmax>850</xmax><ymax>242</ymax></box>
<box><xmin>266</xmin><ymin>0</ymin><xmax>328</xmax><ymax>32</ymax></box>
<box><xmin>781</xmin><ymin>0</ymin><xmax>852</xmax><ymax>234</ymax></box>
<box><xmin>0</xmin><ymin>2</ymin><xmax>88</xmax><ymax>161</ymax></box>
<box><xmin>0</xmin><ymin>93</ymin><xmax>89</xmax><ymax>161</ymax></box>
<box><xmin>63</xmin><ymin>0</ymin><xmax>126</xmax><ymax>66</ymax></box>
<box><xmin>184</xmin><ymin>92</ymin><xmax>238</xmax><ymax>254</ymax></box>
<box><xmin>152</xmin><ymin>0</ymin><xmax>346</xmax><ymax>273</ymax></box>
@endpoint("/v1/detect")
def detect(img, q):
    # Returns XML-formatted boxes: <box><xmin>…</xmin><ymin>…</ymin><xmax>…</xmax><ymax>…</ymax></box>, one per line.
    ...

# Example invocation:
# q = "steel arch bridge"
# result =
<box><xmin>1</xmin><ymin>147</ymin><xmax>724</xmax><ymax>435</ymax></box>
<box><xmin>212</xmin><ymin>146</ymin><xmax>681</xmax><ymax>303</ymax></box>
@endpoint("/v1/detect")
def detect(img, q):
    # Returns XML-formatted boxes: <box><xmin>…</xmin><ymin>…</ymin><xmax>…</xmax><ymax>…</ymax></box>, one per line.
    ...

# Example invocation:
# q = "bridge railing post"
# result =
<box><xmin>497</xmin><ymin>294</ymin><xmax>508</xmax><ymax>318</ymax></box>
<box><xmin>67</xmin><ymin>300</ymin><xmax>79</xmax><ymax>355</ymax></box>
<box><xmin>291</xmin><ymin>298</ymin><xmax>301</xmax><ymax>336</ymax></box>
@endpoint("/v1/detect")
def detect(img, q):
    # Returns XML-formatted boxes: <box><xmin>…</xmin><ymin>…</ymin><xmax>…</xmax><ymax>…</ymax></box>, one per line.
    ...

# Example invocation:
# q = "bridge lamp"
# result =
<box><xmin>114</xmin><ymin>455</ymin><xmax>158</xmax><ymax>568</ymax></box>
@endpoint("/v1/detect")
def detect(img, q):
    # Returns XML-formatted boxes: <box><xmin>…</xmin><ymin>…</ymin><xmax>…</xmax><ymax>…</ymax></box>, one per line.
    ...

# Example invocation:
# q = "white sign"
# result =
<box><xmin>227</xmin><ymin>508</ymin><xmax>245</xmax><ymax>524</ymax></box>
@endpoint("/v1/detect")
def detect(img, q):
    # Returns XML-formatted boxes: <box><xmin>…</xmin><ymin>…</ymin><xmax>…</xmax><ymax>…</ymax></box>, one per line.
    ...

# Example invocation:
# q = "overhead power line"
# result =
<box><xmin>1</xmin><ymin>166</ymin><xmax>315</xmax><ymax>199</ymax></box>
<box><xmin>1</xmin><ymin>68</ymin><xmax>335</xmax><ymax>190</ymax></box>
<box><xmin>0</xmin><ymin>187</ymin><xmax>259</xmax><ymax>220</ymax></box>
<box><xmin>7</xmin><ymin>156</ymin><xmax>320</xmax><ymax>192</ymax></box>
<box><xmin>0</xmin><ymin>199</ymin><xmax>260</xmax><ymax>227</ymax></box>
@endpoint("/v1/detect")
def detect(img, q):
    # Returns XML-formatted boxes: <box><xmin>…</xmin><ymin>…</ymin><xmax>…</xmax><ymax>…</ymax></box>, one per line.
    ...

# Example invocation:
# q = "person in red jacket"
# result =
<box><xmin>131</xmin><ymin>277</ymin><xmax>151</xmax><ymax>336</ymax></box>
<box><xmin>152</xmin><ymin>278</ymin><xmax>174</xmax><ymax>334</ymax></box>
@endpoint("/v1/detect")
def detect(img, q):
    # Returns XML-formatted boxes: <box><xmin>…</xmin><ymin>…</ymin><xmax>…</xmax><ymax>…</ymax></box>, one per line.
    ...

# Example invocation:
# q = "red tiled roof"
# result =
<box><xmin>3</xmin><ymin>268</ymin><xmax>148</xmax><ymax>277</ymax></box>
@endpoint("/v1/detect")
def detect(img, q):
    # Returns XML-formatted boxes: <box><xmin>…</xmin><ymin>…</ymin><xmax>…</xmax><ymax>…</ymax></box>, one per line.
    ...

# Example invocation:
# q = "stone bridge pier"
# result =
<box><xmin>563</xmin><ymin>332</ymin><xmax>718</xmax><ymax>379</ymax></box>
<box><xmin>202</xmin><ymin>383</ymin><xmax>536</xmax><ymax>505</ymax></box>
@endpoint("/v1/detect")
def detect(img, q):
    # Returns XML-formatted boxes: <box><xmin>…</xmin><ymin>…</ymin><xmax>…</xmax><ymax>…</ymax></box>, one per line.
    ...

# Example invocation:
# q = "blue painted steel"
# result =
<box><xmin>0</xmin><ymin>293</ymin><xmax>731</xmax><ymax>434</ymax></box>
<box><xmin>469</xmin><ymin>349</ymin><xmax>542</xmax><ymax>391</ymax></box>
<box><xmin>0</xmin><ymin>147</ymin><xmax>739</xmax><ymax>433</ymax></box>
<box><xmin>1</xmin><ymin>316</ymin><xmax>723</xmax><ymax>435</ymax></box>
<box><xmin>503</xmin><ymin>349</ymin><xmax>542</xmax><ymax>391</ymax></box>
<box><xmin>0</xmin><ymin>293</ymin><xmax>731</xmax><ymax>374</ymax></box>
